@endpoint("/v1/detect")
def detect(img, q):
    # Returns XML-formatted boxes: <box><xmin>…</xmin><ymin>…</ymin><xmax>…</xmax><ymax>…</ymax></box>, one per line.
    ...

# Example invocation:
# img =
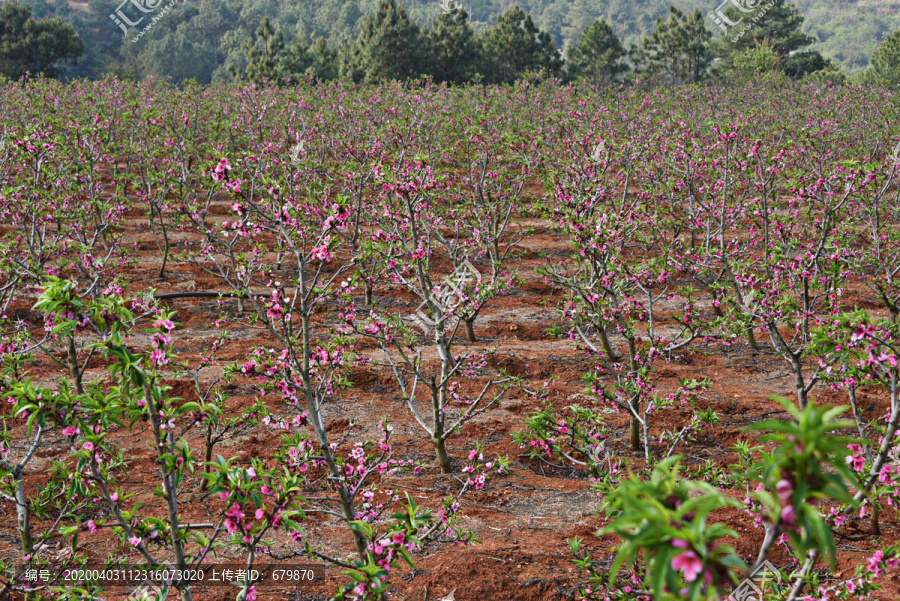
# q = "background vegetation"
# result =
<box><xmin>1</xmin><ymin>0</ymin><xmax>898</xmax><ymax>87</ymax></box>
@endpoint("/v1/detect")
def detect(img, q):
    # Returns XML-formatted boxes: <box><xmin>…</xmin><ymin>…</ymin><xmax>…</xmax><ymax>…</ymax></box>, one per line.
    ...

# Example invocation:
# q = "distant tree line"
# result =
<box><xmin>214</xmin><ymin>0</ymin><xmax>900</xmax><ymax>89</ymax></box>
<box><xmin>1</xmin><ymin>0</ymin><xmax>900</xmax><ymax>89</ymax></box>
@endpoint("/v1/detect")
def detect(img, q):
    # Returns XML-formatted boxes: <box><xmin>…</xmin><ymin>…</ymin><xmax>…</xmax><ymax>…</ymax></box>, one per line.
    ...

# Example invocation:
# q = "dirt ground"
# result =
<box><xmin>2</xmin><ymin>191</ymin><xmax>898</xmax><ymax>601</ymax></box>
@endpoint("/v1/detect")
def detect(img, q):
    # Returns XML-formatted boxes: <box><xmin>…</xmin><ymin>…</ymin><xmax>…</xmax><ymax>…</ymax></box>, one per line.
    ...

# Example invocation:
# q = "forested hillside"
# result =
<box><xmin>14</xmin><ymin>0</ymin><xmax>899</xmax><ymax>83</ymax></box>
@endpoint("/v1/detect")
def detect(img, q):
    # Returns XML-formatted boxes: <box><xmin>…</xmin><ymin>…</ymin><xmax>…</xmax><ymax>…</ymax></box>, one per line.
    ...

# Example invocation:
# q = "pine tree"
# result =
<box><xmin>712</xmin><ymin>0</ymin><xmax>823</xmax><ymax>77</ymax></box>
<box><xmin>638</xmin><ymin>7</ymin><xmax>711</xmax><ymax>86</ymax></box>
<box><xmin>308</xmin><ymin>37</ymin><xmax>339</xmax><ymax>81</ymax></box>
<box><xmin>336</xmin><ymin>37</ymin><xmax>364</xmax><ymax>83</ymax></box>
<box><xmin>280</xmin><ymin>33</ymin><xmax>314</xmax><ymax>82</ymax></box>
<box><xmin>869</xmin><ymin>29</ymin><xmax>900</xmax><ymax>89</ymax></box>
<box><xmin>336</xmin><ymin>2</ymin><xmax>362</xmax><ymax>40</ymax></box>
<box><xmin>484</xmin><ymin>6</ymin><xmax>562</xmax><ymax>84</ymax></box>
<box><xmin>565</xmin><ymin>17</ymin><xmax>627</xmax><ymax>85</ymax></box>
<box><xmin>230</xmin><ymin>16</ymin><xmax>285</xmax><ymax>85</ymax></box>
<box><xmin>340</xmin><ymin>0</ymin><xmax>423</xmax><ymax>84</ymax></box>
<box><xmin>424</xmin><ymin>8</ymin><xmax>483</xmax><ymax>84</ymax></box>
<box><xmin>0</xmin><ymin>1</ymin><xmax>83</xmax><ymax>80</ymax></box>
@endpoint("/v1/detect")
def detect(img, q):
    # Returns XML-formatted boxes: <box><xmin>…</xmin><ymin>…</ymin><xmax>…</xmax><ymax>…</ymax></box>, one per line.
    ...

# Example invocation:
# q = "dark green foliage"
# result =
<box><xmin>282</xmin><ymin>35</ymin><xmax>338</xmax><ymax>82</ymax></box>
<box><xmin>483</xmin><ymin>6</ymin><xmax>562</xmax><ymax>84</ymax></box>
<box><xmin>729</xmin><ymin>41</ymin><xmax>841</xmax><ymax>84</ymax></box>
<box><xmin>231</xmin><ymin>16</ymin><xmax>285</xmax><ymax>84</ymax></box>
<box><xmin>340</xmin><ymin>0</ymin><xmax>424</xmax><ymax>84</ymax></box>
<box><xmin>565</xmin><ymin>17</ymin><xmax>628</xmax><ymax>85</ymax></box>
<box><xmin>312</xmin><ymin>0</ymin><xmax>361</xmax><ymax>42</ymax></box>
<box><xmin>424</xmin><ymin>8</ymin><xmax>482</xmax><ymax>85</ymax></box>
<box><xmin>36</xmin><ymin>0</ymin><xmax>122</xmax><ymax>80</ymax></box>
<box><xmin>0</xmin><ymin>1</ymin><xmax>84</xmax><ymax>80</ymax></box>
<box><xmin>715</xmin><ymin>0</ymin><xmax>814</xmax><ymax>57</ymax></box>
<box><xmin>144</xmin><ymin>31</ymin><xmax>217</xmax><ymax>85</ymax></box>
<box><xmin>783</xmin><ymin>49</ymin><xmax>830</xmax><ymax>78</ymax></box>
<box><xmin>869</xmin><ymin>29</ymin><xmax>900</xmax><ymax>88</ymax></box>
<box><xmin>0</xmin><ymin>0</ymin><xmax>889</xmax><ymax>89</ymax></box>
<box><xmin>229</xmin><ymin>16</ymin><xmax>339</xmax><ymax>85</ymax></box>
<box><xmin>4</xmin><ymin>0</ymin><xmax>897</xmax><ymax>82</ymax></box>
<box><xmin>637</xmin><ymin>7</ymin><xmax>711</xmax><ymax>85</ymax></box>
<box><xmin>712</xmin><ymin>0</ymin><xmax>829</xmax><ymax>78</ymax></box>
<box><xmin>731</xmin><ymin>42</ymin><xmax>782</xmax><ymax>75</ymax></box>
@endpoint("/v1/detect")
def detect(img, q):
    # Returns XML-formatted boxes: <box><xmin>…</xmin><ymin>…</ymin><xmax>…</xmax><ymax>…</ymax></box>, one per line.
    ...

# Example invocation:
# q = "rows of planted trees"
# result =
<box><xmin>1</xmin><ymin>75</ymin><xmax>900</xmax><ymax>600</ymax></box>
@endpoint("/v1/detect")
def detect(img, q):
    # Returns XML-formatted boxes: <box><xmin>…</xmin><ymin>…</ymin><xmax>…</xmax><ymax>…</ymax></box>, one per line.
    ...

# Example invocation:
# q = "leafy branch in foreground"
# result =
<box><xmin>588</xmin><ymin>456</ymin><xmax>745</xmax><ymax>600</ymax></box>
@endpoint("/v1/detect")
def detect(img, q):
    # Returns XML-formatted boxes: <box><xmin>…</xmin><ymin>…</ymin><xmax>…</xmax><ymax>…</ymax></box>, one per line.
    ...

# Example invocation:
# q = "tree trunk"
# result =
<box><xmin>145</xmin><ymin>386</ymin><xmax>194</xmax><ymax>601</ymax></box>
<box><xmin>200</xmin><ymin>425</ymin><xmax>213</xmax><ymax>493</ymax></box>
<box><xmin>464</xmin><ymin>317</ymin><xmax>476</xmax><ymax>343</ymax></box>
<box><xmin>711</xmin><ymin>291</ymin><xmax>724</xmax><ymax>318</ymax></box>
<box><xmin>95</xmin><ymin>205</ymin><xmax>110</xmax><ymax>251</ymax></box>
<box><xmin>746</xmin><ymin>323</ymin><xmax>759</xmax><ymax>351</ymax></box>
<box><xmin>629</xmin><ymin>414</ymin><xmax>640</xmax><ymax>452</ymax></box>
<box><xmin>159</xmin><ymin>223</ymin><xmax>169</xmax><ymax>279</ymax></box>
<box><xmin>432</xmin><ymin>377</ymin><xmax>453</xmax><ymax>473</ymax></box>
<box><xmin>15</xmin><ymin>470</ymin><xmax>33</xmax><ymax>555</ymax></box>
<box><xmin>793</xmin><ymin>357</ymin><xmax>808</xmax><ymax>409</ymax></box>
<box><xmin>642</xmin><ymin>413</ymin><xmax>652</xmax><ymax>466</ymax></box>
<box><xmin>871</xmin><ymin>501</ymin><xmax>881</xmax><ymax>535</ymax></box>
<box><xmin>15</xmin><ymin>467</ymin><xmax>35</xmax><ymax>601</ymax></box>
<box><xmin>627</xmin><ymin>339</ymin><xmax>641</xmax><ymax>452</ymax></box>
<box><xmin>599</xmin><ymin>327</ymin><xmax>618</xmax><ymax>361</ymax></box>
<box><xmin>434</xmin><ymin>437</ymin><xmax>452</xmax><ymax>474</ymax></box>
<box><xmin>309</xmin><ymin>413</ymin><xmax>368</xmax><ymax>560</ymax></box>
<box><xmin>67</xmin><ymin>336</ymin><xmax>84</xmax><ymax>395</ymax></box>
<box><xmin>847</xmin><ymin>388</ymin><xmax>873</xmax><ymax>462</ymax></box>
